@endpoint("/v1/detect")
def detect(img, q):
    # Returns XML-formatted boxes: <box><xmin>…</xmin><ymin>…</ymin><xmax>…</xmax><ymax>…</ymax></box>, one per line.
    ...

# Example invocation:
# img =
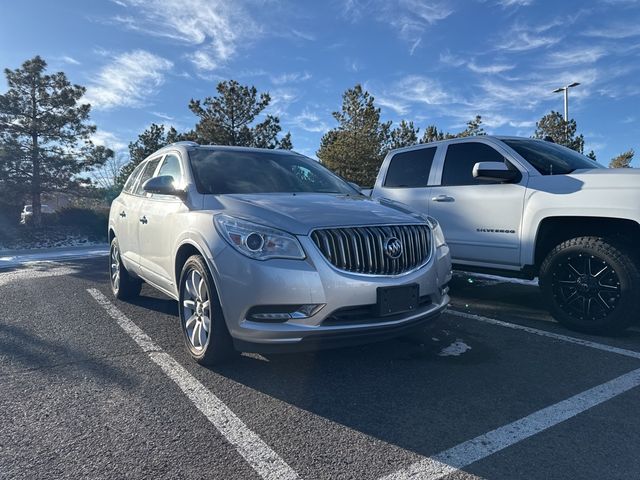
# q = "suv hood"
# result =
<box><xmin>207</xmin><ymin>193</ymin><xmax>425</xmax><ymax>235</ymax></box>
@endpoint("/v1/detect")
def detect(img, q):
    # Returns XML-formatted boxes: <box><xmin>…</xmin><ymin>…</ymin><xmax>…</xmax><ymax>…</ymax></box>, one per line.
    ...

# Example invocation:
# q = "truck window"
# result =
<box><xmin>384</xmin><ymin>147</ymin><xmax>436</xmax><ymax>188</ymax></box>
<box><xmin>442</xmin><ymin>142</ymin><xmax>506</xmax><ymax>186</ymax></box>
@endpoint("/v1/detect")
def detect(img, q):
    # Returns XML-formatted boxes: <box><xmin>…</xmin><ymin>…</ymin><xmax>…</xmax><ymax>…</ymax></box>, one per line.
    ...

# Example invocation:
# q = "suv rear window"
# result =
<box><xmin>384</xmin><ymin>147</ymin><xmax>436</xmax><ymax>188</ymax></box>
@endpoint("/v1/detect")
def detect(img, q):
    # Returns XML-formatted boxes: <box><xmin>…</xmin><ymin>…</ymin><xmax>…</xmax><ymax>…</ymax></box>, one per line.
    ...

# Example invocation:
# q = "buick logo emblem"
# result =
<box><xmin>384</xmin><ymin>237</ymin><xmax>403</xmax><ymax>259</ymax></box>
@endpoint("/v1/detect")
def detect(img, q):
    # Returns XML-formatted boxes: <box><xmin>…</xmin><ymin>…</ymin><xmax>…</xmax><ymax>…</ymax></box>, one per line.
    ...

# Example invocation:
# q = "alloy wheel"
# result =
<box><xmin>182</xmin><ymin>268</ymin><xmax>211</xmax><ymax>351</ymax></box>
<box><xmin>110</xmin><ymin>243</ymin><xmax>120</xmax><ymax>292</ymax></box>
<box><xmin>551</xmin><ymin>253</ymin><xmax>621</xmax><ymax>322</ymax></box>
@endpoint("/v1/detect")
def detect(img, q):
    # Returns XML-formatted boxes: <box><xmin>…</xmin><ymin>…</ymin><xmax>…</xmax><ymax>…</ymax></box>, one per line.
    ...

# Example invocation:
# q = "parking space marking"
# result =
<box><xmin>447</xmin><ymin>309</ymin><xmax>640</xmax><ymax>360</ymax></box>
<box><xmin>0</xmin><ymin>265</ymin><xmax>80</xmax><ymax>287</ymax></box>
<box><xmin>382</xmin><ymin>366</ymin><xmax>640</xmax><ymax>480</ymax></box>
<box><xmin>88</xmin><ymin>288</ymin><xmax>299</xmax><ymax>480</ymax></box>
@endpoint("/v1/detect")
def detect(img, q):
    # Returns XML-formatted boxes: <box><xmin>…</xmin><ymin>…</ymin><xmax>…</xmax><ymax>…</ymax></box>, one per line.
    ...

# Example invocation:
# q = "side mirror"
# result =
<box><xmin>143</xmin><ymin>175</ymin><xmax>186</xmax><ymax>197</ymax></box>
<box><xmin>472</xmin><ymin>162</ymin><xmax>521</xmax><ymax>183</ymax></box>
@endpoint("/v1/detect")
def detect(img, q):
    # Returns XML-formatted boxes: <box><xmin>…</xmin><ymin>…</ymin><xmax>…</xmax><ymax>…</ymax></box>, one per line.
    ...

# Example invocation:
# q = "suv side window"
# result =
<box><xmin>157</xmin><ymin>153</ymin><xmax>183</xmax><ymax>185</ymax></box>
<box><xmin>133</xmin><ymin>157</ymin><xmax>162</xmax><ymax>196</ymax></box>
<box><xmin>442</xmin><ymin>142</ymin><xmax>507</xmax><ymax>186</ymax></box>
<box><xmin>384</xmin><ymin>147</ymin><xmax>436</xmax><ymax>188</ymax></box>
<box><xmin>122</xmin><ymin>162</ymin><xmax>146</xmax><ymax>194</ymax></box>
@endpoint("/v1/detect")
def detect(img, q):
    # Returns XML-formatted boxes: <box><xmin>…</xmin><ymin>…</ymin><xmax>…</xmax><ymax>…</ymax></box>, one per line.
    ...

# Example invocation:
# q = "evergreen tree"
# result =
<box><xmin>0</xmin><ymin>56</ymin><xmax>111</xmax><ymax>226</ymax></box>
<box><xmin>116</xmin><ymin>123</ymin><xmax>180</xmax><ymax>187</ymax></box>
<box><xmin>188</xmin><ymin>80</ymin><xmax>291</xmax><ymax>149</ymax></box>
<box><xmin>609</xmin><ymin>149</ymin><xmax>634</xmax><ymax>168</ymax></box>
<box><xmin>316</xmin><ymin>84</ymin><xmax>391</xmax><ymax>186</ymax></box>
<box><xmin>533</xmin><ymin>111</ymin><xmax>585</xmax><ymax>153</ymax></box>
<box><xmin>390</xmin><ymin>120</ymin><xmax>419</xmax><ymax>150</ymax></box>
<box><xmin>421</xmin><ymin>125</ymin><xmax>445</xmax><ymax>143</ymax></box>
<box><xmin>458</xmin><ymin>115</ymin><xmax>486</xmax><ymax>137</ymax></box>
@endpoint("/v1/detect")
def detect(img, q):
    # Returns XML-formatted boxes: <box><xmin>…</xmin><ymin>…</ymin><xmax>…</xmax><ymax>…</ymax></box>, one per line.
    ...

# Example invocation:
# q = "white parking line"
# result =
<box><xmin>0</xmin><ymin>265</ymin><xmax>80</xmax><ymax>287</ymax></box>
<box><xmin>381</xmin><ymin>366</ymin><xmax>640</xmax><ymax>480</ymax></box>
<box><xmin>87</xmin><ymin>288</ymin><xmax>299</xmax><ymax>480</ymax></box>
<box><xmin>447</xmin><ymin>309</ymin><xmax>640</xmax><ymax>360</ymax></box>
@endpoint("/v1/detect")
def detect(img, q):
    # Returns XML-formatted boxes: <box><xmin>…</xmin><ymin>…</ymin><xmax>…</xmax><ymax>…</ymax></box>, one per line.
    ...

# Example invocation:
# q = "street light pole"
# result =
<box><xmin>552</xmin><ymin>82</ymin><xmax>580</xmax><ymax>122</ymax></box>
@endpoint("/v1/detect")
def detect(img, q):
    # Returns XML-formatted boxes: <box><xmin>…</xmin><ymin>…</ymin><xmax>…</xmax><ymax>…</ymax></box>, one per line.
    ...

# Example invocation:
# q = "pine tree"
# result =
<box><xmin>116</xmin><ymin>123</ymin><xmax>180</xmax><ymax>187</ymax></box>
<box><xmin>458</xmin><ymin>115</ymin><xmax>486</xmax><ymax>137</ymax></box>
<box><xmin>533</xmin><ymin>111</ymin><xmax>585</xmax><ymax>153</ymax></box>
<box><xmin>188</xmin><ymin>80</ymin><xmax>291</xmax><ymax>149</ymax></box>
<box><xmin>316</xmin><ymin>85</ymin><xmax>391</xmax><ymax>186</ymax></box>
<box><xmin>609</xmin><ymin>149</ymin><xmax>634</xmax><ymax>168</ymax></box>
<box><xmin>0</xmin><ymin>56</ymin><xmax>111</xmax><ymax>226</ymax></box>
<box><xmin>390</xmin><ymin>120</ymin><xmax>419</xmax><ymax>150</ymax></box>
<box><xmin>421</xmin><ymin>125</ymin><xmax>444</xmax><ymax>143</ymax></box>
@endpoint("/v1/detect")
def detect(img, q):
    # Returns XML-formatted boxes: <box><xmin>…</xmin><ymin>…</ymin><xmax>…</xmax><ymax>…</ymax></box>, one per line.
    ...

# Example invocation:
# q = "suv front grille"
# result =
<box><xmin>310</xmin><ymin>224</ymin><xmax>431</xmax><ymax>275</ymax></box>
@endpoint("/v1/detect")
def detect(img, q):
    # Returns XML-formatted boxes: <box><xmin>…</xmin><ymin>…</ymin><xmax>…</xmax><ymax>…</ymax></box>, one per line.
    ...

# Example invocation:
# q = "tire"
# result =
<box><xmin>109</xmin><ymin>237</ymin><xmax>142</xmax><ymax>300</ymax></box>
<box><xmin>178</xmin><ymin>255</ymin><xmax>236</xmax><ymax>365</ymax></box>
<box><xmin>539</xmin><ymin>236</ymin><xmax>640</xmax><ymax>334</ymax></box>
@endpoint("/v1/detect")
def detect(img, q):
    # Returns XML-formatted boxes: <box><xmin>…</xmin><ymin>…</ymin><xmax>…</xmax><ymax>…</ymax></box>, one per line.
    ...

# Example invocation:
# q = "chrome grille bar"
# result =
<box><xmin>310</xmin><ymin>224</ymin><xmax>431</xmax><ymax>275</ymax></box>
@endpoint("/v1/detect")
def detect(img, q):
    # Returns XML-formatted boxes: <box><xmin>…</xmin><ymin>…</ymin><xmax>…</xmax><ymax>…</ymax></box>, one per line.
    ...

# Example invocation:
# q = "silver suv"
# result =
<box><xmin>108</xmin><ymin>142</ymin><xmax>452</xmax><ymax>364</ymax></box>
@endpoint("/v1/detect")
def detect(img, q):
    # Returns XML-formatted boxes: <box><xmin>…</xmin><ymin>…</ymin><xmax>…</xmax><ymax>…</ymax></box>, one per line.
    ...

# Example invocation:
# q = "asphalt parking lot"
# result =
<box><xmin>2</xmin><ymin>256</ymin><xmax>640</xmax><ymax>479</ymax></box>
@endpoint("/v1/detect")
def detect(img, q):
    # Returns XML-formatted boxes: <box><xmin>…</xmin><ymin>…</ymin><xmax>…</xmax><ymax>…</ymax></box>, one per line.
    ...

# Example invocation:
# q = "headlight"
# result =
<box><xmin>425</xmin><ymin>216</ymin><xmax>446</xmax><ymax>248</ymax></box>
<box><xmin>214</xmin><ymin>214</ymin><xmax>305</xmax><ymax>260</ymax></box>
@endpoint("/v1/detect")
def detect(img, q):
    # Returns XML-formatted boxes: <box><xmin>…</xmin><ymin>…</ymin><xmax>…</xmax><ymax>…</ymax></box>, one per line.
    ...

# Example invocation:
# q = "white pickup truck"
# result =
<box><xmin>370</xmin><ymin>135</ymin><xmax>640</xmax><ymax>334</ymax></box>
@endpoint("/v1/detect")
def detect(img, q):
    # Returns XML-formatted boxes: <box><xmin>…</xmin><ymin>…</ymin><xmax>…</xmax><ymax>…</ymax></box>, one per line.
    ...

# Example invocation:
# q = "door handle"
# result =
<box><xmin>119</xmin><ymin>211</ymin><xmax>126</xmax><ymax>218</ymax></box>
<box><xmin>139</xmin><ymin>216</ymin><xmax>148</xmax><ymax>224</ymax></box>
<box><xmin>432</xmin><ymin>194</ymin><xmax>455</xmax><ymax>202</ymax></box>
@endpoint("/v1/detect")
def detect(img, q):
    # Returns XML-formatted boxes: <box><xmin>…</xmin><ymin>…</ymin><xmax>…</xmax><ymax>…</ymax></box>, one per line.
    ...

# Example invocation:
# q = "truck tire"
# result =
<box><xmin>539</xmin><ymin>236</ymin><xmax>640</xmax><ymax>334</ymax></box>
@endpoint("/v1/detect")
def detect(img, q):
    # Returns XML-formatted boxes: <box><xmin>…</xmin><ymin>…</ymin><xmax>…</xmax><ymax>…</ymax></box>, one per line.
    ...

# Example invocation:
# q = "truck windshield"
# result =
<box><xmin>188</xmin><ymin>149</ymin><xmax>359</xmax><ymax>195</ymax></box>
<box><xmin>502</xmin><ymin>138</ymin><xmax>605</xmax><ymax>175</ymax></box>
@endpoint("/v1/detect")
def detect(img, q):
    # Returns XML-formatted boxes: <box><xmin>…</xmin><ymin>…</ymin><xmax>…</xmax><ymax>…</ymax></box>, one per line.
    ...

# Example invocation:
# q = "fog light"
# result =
<box><xmin>247</xmin><ymin>304</ymin><xmax>325</xmax><ymax>323</ymax></box>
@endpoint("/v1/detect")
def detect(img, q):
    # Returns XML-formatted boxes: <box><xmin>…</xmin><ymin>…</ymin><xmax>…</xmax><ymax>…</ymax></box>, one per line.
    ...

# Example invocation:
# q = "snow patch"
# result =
<box><xmin>438</xmin><ymin>339</ymin><xmax>472</xmax><ymax>357</ymax></box>
<box><xmin>457</xmin><ymin>271</ymin><xmax>539</xmax><ymax>287</ymax></box>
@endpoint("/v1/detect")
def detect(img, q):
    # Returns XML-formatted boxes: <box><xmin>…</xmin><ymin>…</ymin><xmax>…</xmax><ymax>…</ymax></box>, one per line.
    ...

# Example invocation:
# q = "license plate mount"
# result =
<box><xmin>377</xmin><ymin>284</ymin><xmax>419</xmax><ymax>317</ymax></box>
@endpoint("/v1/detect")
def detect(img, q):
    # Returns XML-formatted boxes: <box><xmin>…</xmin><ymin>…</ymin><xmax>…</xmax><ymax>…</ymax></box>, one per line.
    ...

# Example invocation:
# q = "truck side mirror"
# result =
<box><xmin>472</xmin><ymin>162</ymin><xmax>521</xmax><ymax>183</ymax></box>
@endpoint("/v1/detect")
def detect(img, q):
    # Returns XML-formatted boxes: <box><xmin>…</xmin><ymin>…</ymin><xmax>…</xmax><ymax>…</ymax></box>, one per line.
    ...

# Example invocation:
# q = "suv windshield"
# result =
<box><xmin>502</xmin><ymin>138</ymin><xmax>604</xmax><ymax>175</ymax></box>
<box><xmin>188</xmin><ymin>149</ymin><xmax>358</xmax><ymax>195</ymax></box>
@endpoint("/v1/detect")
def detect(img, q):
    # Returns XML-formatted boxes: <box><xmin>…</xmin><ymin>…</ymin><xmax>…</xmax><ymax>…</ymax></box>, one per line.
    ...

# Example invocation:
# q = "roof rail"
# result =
<box><xmin>168</xmin><ymin>141</ymin><xmax>199</xmax><ymax>147</ymax></box>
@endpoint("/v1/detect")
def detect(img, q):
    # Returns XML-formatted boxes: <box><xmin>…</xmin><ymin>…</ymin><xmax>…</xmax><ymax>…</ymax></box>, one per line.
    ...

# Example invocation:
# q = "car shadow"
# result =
<box><xmin>206</xmin><ymin>314</ymin><xmax>505</xmax><ymax>459</ymax></box>
<box><xmin>0</xmin><ymin>322</ymin><xmax>136</xmax><ymax>388</ymax></box>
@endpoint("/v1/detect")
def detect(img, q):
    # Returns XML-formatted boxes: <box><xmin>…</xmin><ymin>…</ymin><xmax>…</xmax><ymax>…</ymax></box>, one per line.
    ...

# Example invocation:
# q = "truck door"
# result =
<box><xmin>428</xmin><ymin>140</ymin><xmax>527</xmax><ymax>268</ymax></box>
<box><xmin>372</xmin><ymin>145</ymin><xmax>438</xmax><ymax>214</ymax></box>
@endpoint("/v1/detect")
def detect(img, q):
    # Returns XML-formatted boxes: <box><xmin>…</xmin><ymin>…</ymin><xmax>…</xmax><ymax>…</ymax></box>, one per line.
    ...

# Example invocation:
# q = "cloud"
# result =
<box><xmin>91</xmin><ymin>130</ymin><xmax>127</xmax><ymax>152</ymax></box>
<box><xmin>291</xmin><ymin>109</ymin><xmax>330</xmax><ymax>133</ymax></box>
<box><xmin>385</xmin><ymin>75</ymin><xmax>459</xmax><ymax>107</ymax></box>
<box><xmin>585</xmin><ymin>23</ymin><xmax>640</xmax><ymax>39</ymax></box>
<box><xmin>270</xmin><ymin>72</ymin><xmax>312</xmax><ymax>85</ymax></box>
<box><xmin>439</xmin><ymin>50</ymin><xmax>466</xmax><ymax>67</ymax></box>
<box><xmin>546</xmin><ymin>46</ymin><xmax>606</xmax><ymax>66</ymax></box>
<box><xmin>467</xmin><ymin>61</ymin><xmax>515</xmax><ymax>74</ymax></box>
<box><xmin>375</xmin><ymin>96</ymin><xmax>410</xmax><ymax>115</ymax></box>
<box><xmin>341</xmin><ymin>0</ymin><xmax>453</xmax><ymax>53</ymax></box>
<box><xmin>113</xmin><ymin>0</ymin><xmax>260</xmax><ymax>70</ymax></box>
<box><xmin>60</xmin><ymin>56</ymin><xmax>80</xmax><ymax>65</ymax></box>
<box><xmin>495</xmin><ymin>0</ymin><xmax>533</xmax><ymax>6</ymax></box>
<box><xmin>495</xmin><ymin>19</ymin><xmax>565</xmax><ymax>51</ymax></box>
<box><xmin>85</xmin><ymin>50</ymin><xmax>173</xmax><ymax>110</ymax></box>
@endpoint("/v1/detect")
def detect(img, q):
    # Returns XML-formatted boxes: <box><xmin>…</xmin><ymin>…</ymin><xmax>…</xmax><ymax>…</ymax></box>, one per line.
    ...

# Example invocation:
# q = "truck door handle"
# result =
<box><xmin>139</xmin><ymin>216</ymin><xmax>148</xmax><ymax>224</ymax></box>
<box><xmin>432</xmin><ymin>195</ymin><xmax>454</xmax><ymax>202</ymax></box>
<box><xmin>119</xmin><ymin>211</ymin><xmax>126</xmax><ymax>218</ymax></box>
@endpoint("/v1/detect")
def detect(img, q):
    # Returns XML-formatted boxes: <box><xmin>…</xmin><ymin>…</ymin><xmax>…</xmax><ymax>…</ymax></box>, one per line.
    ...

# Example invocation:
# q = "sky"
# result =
<box><xmin>1</xmin><ymin>0</ymin><xmax>639</xmax><ymax>165</ymax></box>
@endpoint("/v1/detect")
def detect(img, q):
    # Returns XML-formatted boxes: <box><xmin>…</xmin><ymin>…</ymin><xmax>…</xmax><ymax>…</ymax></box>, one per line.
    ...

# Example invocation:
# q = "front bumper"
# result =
<box><xmin>209</xmin><ymin>234</ymin><xmax>452</xmax><ymax>350</ymax></box>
